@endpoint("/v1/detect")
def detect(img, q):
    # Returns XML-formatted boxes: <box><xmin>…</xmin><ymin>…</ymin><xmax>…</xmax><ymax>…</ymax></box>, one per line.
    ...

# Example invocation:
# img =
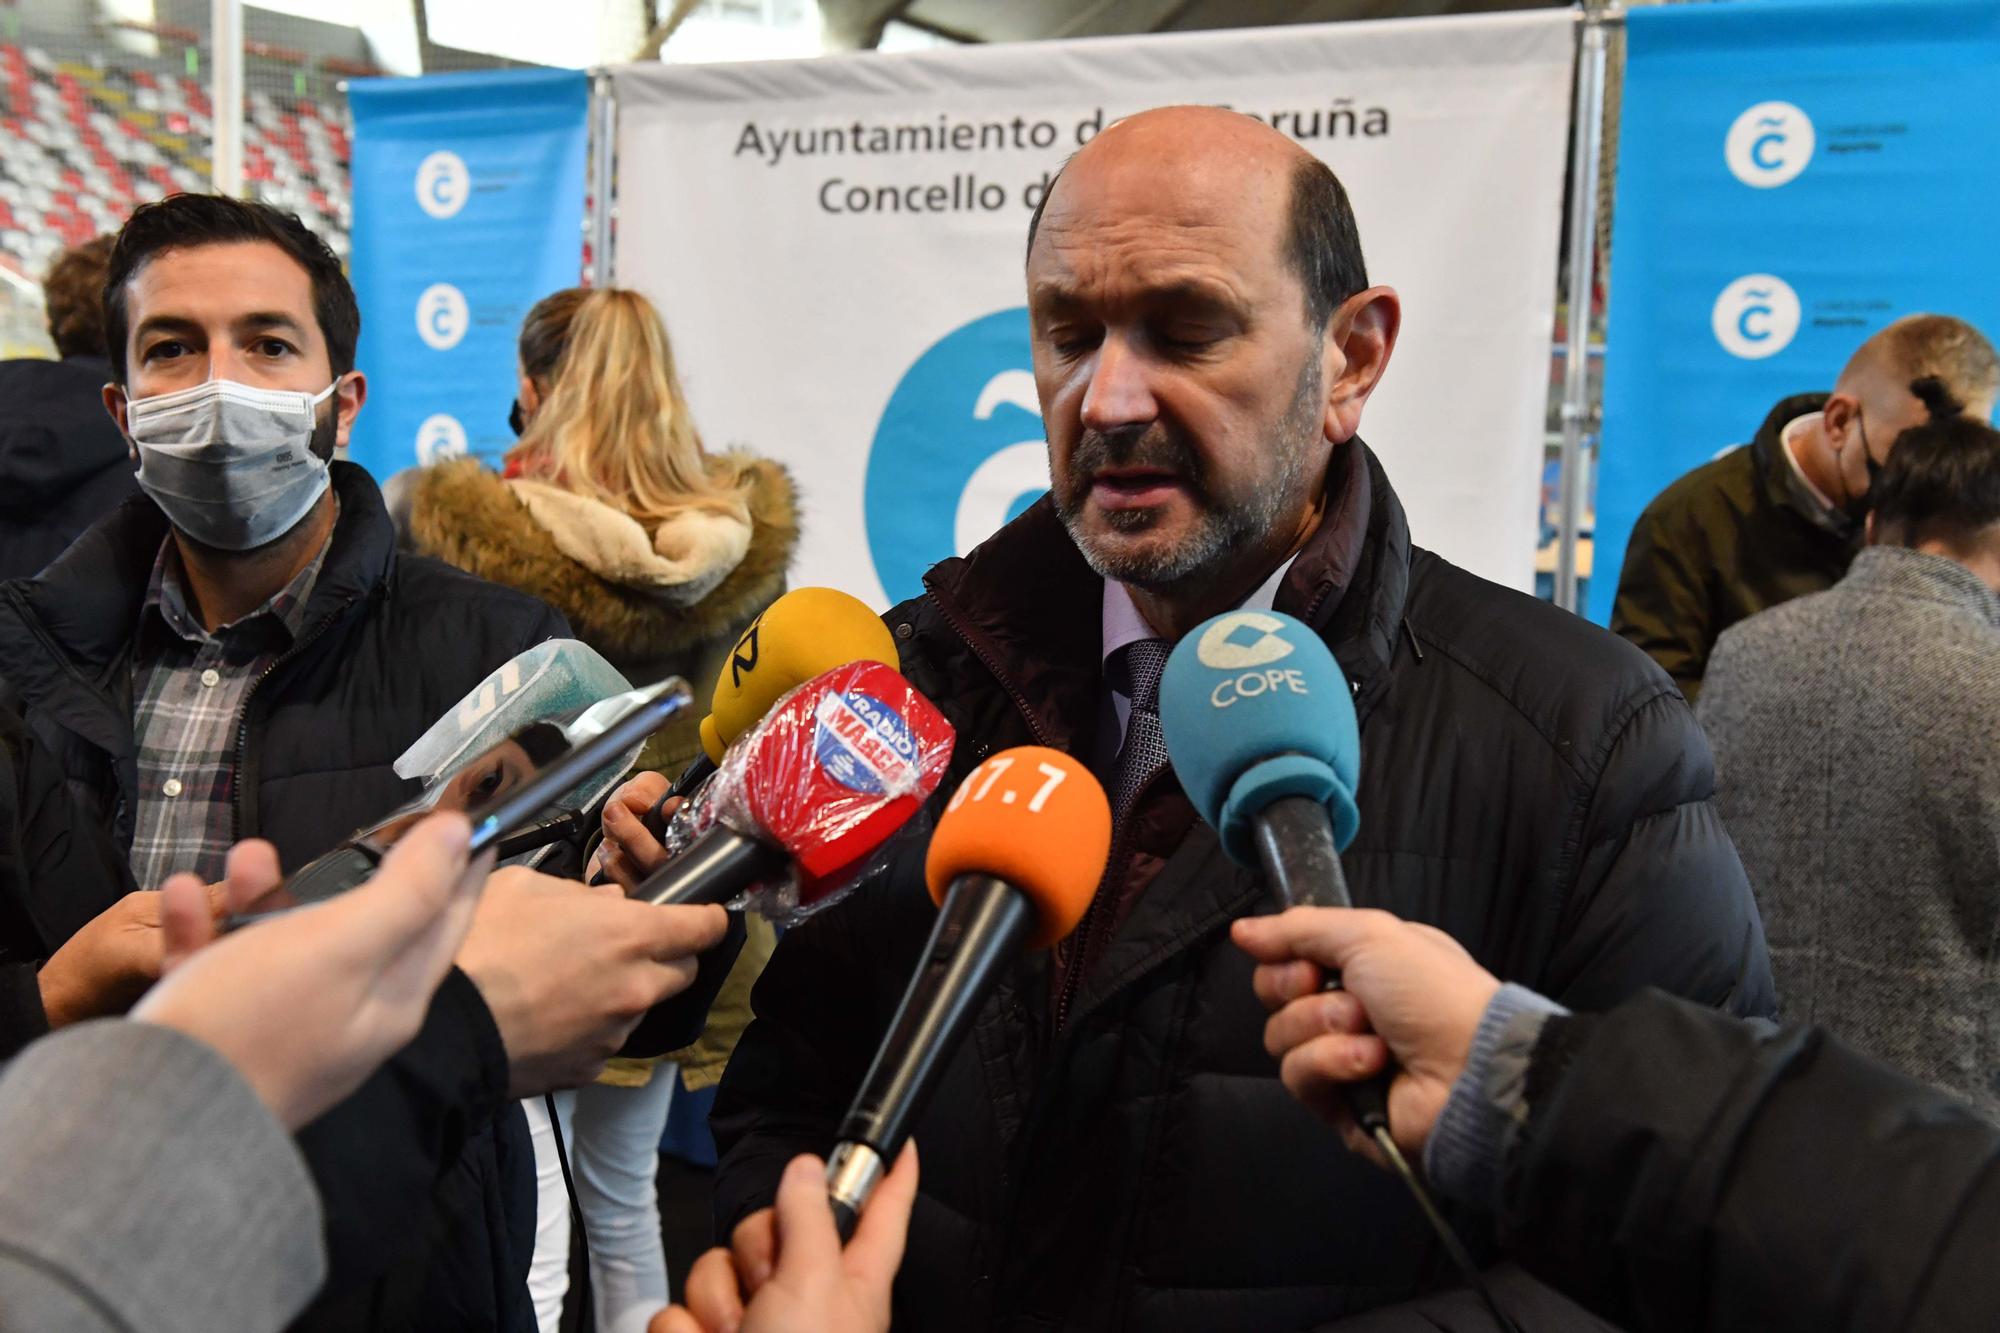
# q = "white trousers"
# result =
<box><xmin>522</xmin><ymin>1068</ymin><xmax>678</xmax><ymax>1333</ymax></box>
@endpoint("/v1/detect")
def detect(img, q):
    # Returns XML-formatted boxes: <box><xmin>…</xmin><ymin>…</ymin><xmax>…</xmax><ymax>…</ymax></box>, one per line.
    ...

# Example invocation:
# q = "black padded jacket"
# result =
<box><xmin>1504</xmin><ymin>989</ymin><xmax>1999</xmax><ymax>1333</ymax></box>
<box><xmin>713</xmin><ymin>440</ymin><xmax>1776</xmax><ymax>1333</ymax></box>
<box><xmin>0</xmin><ymin>464</ymin><xmax>567</xmax><ymax>1331</ymax></box>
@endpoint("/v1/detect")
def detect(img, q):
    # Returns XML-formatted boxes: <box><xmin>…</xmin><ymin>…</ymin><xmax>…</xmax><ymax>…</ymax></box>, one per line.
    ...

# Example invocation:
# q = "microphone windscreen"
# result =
<box><xmin>729</xmin><ymin>660</ymin><xmax>955</xmax><ymax>892</ymax></box>
<box><xmin>924</xmin><ymin>747</ymin><xmax>1110</xmax><ymax>949</ymax></box>
<box><xmin>705</xmin><ymin>588</ymin><xmax>900</xmax><ymax>762</ymax></box>
<box><xmin>1158</xmin><ymin>610</ymin><xmax>1359</xmax><ymax>864</ymax></box>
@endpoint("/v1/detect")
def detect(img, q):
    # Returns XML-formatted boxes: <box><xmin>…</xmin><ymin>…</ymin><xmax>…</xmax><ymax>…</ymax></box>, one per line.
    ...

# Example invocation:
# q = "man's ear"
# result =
<box><xmin>1821</xmin><ymin>391</ymin><xmax>1858</xmax><ymax>445</ymax></box>
<box><xmin>333</xmin><ymin>371</ymin><xmax>368</xmax><ymax>449</ymax></box>
<box><xmin>1322</xmin><ymin>286</ymin><xmax>1401</xmax><ymax>445</ymax></box>
<box><xmin>102</xmin><ymin>382</ymin><xmax>133</xmax><ymax>458</ymax></box>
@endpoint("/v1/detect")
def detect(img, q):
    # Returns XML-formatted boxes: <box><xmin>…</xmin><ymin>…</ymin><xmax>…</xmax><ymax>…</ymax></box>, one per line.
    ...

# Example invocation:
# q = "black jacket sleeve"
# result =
<box><xmin>0</xmin><ymin>701</ymin><xmax>130</xmax><ymax>1059</ymax></box>
<box><xmin>1502</xmin><ymin>990</ymin><xmax>2000</xmax><ymax>1333</ymax></box>
<box><xmin>1542</xmin><ymin>689</ymin><xmax>1775</xmax><ymax>1020</ymax></box>
<box><xmin>0</xmin><ymin>967</ymin><xmax>46</xmax><ymax>1063</ymax></box>
<box><xmin>1609</xmin><ymin>502</ymin><xmax>1714</xmax><ymax>702</ymax></box>
<box><xmin>291</xmin><ymin>966</ymin><xmax>512</xmax><ymax>1306</ymax></box>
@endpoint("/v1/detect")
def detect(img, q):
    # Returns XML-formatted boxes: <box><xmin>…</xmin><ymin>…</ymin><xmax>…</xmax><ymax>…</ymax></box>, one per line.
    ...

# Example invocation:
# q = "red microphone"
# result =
<box><xmin>636</xmin><ymin>660</ymin><xmax>954</xmax><ymax>912</ymax></box>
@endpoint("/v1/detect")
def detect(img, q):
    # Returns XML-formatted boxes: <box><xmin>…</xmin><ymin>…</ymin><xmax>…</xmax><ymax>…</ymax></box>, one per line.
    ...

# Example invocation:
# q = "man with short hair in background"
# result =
<box><xmin>0</xmin><ymin>234</ymin><xmax>137</xmax><ymax>581</ymax></box>
<box><xmin>1612</xmin><ymin>314</ymin><xmax>1999</xmax><ymax>701</ymax></box>
<box><xmin>1697</xmin><ymin>387</ymin><xmax>2000</xmax><ymax>1119</ymax></box>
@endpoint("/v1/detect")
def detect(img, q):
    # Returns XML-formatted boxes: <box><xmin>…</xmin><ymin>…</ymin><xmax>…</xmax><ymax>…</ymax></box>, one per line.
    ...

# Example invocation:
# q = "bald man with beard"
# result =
<box><xmin>697</xmin><ymin>107</ymin><xmax>1772</xmax><ymax>1333</ymax></box>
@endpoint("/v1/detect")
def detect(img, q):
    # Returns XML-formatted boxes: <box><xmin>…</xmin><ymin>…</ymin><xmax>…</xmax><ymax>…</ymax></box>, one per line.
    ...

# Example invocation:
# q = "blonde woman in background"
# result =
<box><xmin>400</xmin><ymin>288</ymin><xmax>796</xmax><ymax>1333</ymax></box>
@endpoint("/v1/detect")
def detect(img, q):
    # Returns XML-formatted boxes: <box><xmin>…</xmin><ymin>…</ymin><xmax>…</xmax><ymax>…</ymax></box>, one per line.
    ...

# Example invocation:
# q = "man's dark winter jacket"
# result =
<box><xmin>1610</xmin><ymin>392</ymin><xmax>1855</xmax><ymax>702</ymax></box>
<box><xmin>1503</xmin><ymin>989</ymin><xmax>2000</xmax><ymax>1333</ymax></box>
<box><xmin>713</xmin><ymin>441</ymin><xmax>1775</xmax><ymax>1333</ymax></box>
<box><xmin>0</xmin><ymin>355</ymin><xmax>138</xmax><ymax>583</ymax></box>
<box><xmin>0</xmin><ymin>462</ymin><xmax>568</xmax><ymax>1331</ymax></box>
<box><xmin>0</xmin><ymin>460</ymin><xmax>569</xmax><ymax>870</ymax></box>
<box><xmin>0</xmin><ymin>702</ymin><xmax>132</xmax><ymax>1061</ymax></box>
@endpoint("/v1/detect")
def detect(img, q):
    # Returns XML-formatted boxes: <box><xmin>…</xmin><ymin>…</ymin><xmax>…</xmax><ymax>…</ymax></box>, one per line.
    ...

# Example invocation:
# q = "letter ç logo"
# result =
<box><xmin>864</xmin><ymin>308</ymin><xmax>1048</xmax><ymax>606</ymax></box>
<box><xmin>1725</xmin><ymin>102</ymin><xmax>1814</xmax><ymax>189</ymax></box>
<box><xmin>415</xmin><ymin>150</ymin><xmax>470</xmax><ymax>219</ymax></box>
<box><xmin>416</xmin><ymin>283</ymin><xmax>469</xmax><ymax>351</ymax></box>
<box><xmin>415</xmin><ymin>412</ymin><xmax>467</xmax><ymax>464</ymax></box>
<box><xmin>1712</xmin><ymin>274</ymin><xmax>1800</xmax><ymax>360</ymax></box>
<box><xmin>1196</xmin><ymin>612</ymin><xmax>1294</xmax><ymax>670</ymax></box>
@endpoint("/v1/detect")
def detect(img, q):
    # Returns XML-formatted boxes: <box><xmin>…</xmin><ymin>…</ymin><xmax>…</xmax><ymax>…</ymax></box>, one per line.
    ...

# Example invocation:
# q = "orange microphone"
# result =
<box><xmin>825</xmin><ymin>747</ymin><xmax>1109</xmax><ymax>1239</ymax></box>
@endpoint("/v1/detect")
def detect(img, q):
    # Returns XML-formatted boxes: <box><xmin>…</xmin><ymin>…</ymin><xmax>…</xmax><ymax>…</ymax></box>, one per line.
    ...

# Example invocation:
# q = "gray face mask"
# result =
<box><xmin>128</xmin><ymin>377</ymin><xmax>340</xmax><ymax>551</ymax></box>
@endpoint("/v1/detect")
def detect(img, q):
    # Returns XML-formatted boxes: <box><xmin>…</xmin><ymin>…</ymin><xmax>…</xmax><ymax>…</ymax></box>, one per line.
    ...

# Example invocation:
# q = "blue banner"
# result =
<box><xmin>346</xmin><ymin>69</ymin><xmax>589</xmax><ymax>478</ymax></box>
<box><xmin>1591</xmin><ymin>0</ymin><xmax>2000</xmax><ymax>622</ymax></box>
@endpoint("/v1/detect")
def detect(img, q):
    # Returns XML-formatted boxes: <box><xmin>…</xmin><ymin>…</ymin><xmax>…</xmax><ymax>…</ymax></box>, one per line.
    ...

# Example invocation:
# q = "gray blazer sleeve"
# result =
<box><xmin>0</xmin><ymin>1021</ymin><xmax>326</xmax><ymax>1333</ymax></box>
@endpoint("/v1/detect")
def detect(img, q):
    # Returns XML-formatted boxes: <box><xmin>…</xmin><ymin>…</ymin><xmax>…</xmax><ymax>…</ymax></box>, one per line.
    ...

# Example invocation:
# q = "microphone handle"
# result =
<box><xmin>827</xmin><ymin>872</ymin><xmax>1035</xmax><ymax>1241</ymax></box>
<box><xmin>1249</xmin><ymin>796</ymin><xmax>1393</xmax><ymax>1136</ymax></box>
<box><xmin>650</xmin><ymin>752</ymin><xmax>721</xmax><ymax>836</ymax></box>
<box><xmin>637</xmin><ymin>823</ymin><xmax>789</xmax><ymax>907</ymax></box>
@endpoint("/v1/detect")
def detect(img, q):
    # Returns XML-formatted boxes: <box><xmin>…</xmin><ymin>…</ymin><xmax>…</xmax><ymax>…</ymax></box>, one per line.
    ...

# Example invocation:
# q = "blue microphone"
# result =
<box><xmin>1163</xmin><ymin>606</ymin><xmax>1529</xmax><ymax>1333</ymax></box>
<box><xmin>1159</xmin><ymin>608</ymin><xmax>1360</xmax><ymax>908</ymax></box>
<box><xmin>1160</xmin><ymin>609</ymin><xmax>1382</xmax><ymax>1128</ymax></box>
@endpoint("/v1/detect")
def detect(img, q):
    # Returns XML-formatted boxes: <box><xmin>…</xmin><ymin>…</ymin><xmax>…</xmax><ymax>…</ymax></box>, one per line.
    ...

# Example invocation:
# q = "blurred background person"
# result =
<box><xmin>1697</xmin><ymin>386</ymin><xmax>2000</xmax><ymax>1117</ymax></box>
<box><xmin>398</xmin><ymin>285</ymin><xmax>796</xmax><ymax>1333</ymax></box>
<box><xmin>1611</xmin><ymin>314</ymin><xmax>1998</xmax><ymax>701</ymax></box>
<box><xmin>0</xmin><ymin>235</ymin><xmax>137</xmax><ymax>582</ymax></box>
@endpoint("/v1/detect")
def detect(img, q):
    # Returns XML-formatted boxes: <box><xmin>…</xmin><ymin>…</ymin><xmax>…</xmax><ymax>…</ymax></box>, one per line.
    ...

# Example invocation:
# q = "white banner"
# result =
<box><xmin>613</xmin><ymin>12</ymin><xmax>1574</xmax><ymax>609</ymax></box>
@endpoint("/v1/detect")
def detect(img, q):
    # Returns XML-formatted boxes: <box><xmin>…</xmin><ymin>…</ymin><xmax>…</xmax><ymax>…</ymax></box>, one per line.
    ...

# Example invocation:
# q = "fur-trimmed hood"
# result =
<box><xmin>404</xmin><ymin>455</ymin><xmax>798</xmax><ymax>677</ymax></box>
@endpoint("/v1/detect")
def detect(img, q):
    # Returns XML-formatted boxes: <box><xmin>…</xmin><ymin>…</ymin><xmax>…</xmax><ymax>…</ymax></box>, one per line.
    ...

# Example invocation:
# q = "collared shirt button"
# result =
<box><xmin>200</xmin><ymin>668</ymin><xmax>221</xmax><ymax>688</ymax></box>
<box><xmin>162</xmin><ymin>778</ymin><xmax>184</xmax><ymax>798</ymax></box>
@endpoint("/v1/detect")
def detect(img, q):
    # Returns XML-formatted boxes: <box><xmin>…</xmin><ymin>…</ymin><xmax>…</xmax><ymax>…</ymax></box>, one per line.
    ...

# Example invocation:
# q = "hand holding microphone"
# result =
<box><xmin>630</xmin><ymin>659</ymin><xmax>955</xmax><ymax>919</ymax></box>
<box><xmin>1161</xmin><ymin>610</ymin><xmax>1523</xmax><ymax>1333</ymax></box>
<box><xmin>825</xmin><ymin>746</ymin><xmax>1109</xmax><ymax>1236</ymax></box>
<box><xmin>1232</xmin><ymin>906</ymin><xmax>1500</xmax><ymax>1163</ymax></box>
<box><xmin>1157</xmin><ymin>609</ymin><xmax>1387</xmax><ymax>1131</ymax></box>
<box><xmin>597</xmin><ymin>587</ymin><xmax>902</xmax><ymax>887</ymax></box>
<box><xmin>708</xmin><ymin>747</ymin><xmax>1106</xmax><ymax>1307</ymax></box>
<box><xmin>658</xmin><ymin>1147</ymin><xmax>916</xmax><ymax>1333</ymax></box>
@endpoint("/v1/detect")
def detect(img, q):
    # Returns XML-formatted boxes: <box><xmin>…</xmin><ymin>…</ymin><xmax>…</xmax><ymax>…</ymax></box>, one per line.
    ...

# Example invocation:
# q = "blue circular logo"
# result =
<box><xmin>814</xmin><ymin>690</ymin><xmax>918</xmax><ymax>796</ymax></box>
<box><xmin>864</xmin><ymin>308</ymin><xmax>1049</xmax><ymax>606</ymax></box>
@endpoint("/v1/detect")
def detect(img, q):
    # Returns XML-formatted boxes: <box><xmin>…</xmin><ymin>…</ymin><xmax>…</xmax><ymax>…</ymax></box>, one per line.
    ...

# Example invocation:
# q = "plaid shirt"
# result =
<box><xmin>128</xmin><ymin>527</ymin><xmax>332</xmax><ymax>891</ymax></box>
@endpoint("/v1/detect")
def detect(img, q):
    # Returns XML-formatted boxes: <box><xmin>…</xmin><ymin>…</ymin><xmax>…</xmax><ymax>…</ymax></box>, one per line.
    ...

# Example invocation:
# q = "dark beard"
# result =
<box><xmin>1054</xmin><ymin>353</ymin><xmax>1323</xmax><ymax>591</ymax></box>
<box><xmin>308</xmin><ymin>395</ymin><xmax>340</xmax><ymax>464</ymax></box>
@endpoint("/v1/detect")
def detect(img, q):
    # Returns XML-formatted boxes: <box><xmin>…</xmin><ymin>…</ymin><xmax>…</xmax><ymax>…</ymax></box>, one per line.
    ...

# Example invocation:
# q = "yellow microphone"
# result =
<box><xmin>695</xmin><ymin>586</ymin><xmax>900</xmax><ymax>768</ymax></box>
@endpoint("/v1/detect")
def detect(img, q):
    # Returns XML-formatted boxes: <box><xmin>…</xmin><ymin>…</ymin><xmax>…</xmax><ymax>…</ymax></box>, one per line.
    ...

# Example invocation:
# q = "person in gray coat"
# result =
<box><xmin>1697</xmin><ymin>385</ymin><xmax>2000</xmax><ymax>1117</ymax></box>
<box><xmin>0</xmin><ymin>811</ymin><xmax>488</xmax><ymax>1333</ymax></box>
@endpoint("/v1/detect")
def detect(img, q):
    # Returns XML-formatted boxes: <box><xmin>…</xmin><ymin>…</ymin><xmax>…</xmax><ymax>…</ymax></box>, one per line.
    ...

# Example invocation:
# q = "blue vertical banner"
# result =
<box><xmin>346</xmin><ymin>69</ymin><xmax>589</xmax><ymax>478</ymax></box>
<box><xmin>1591</xmin><ymin>0</ymin><xmax>2000</xmax><ymax>622</ymax></box>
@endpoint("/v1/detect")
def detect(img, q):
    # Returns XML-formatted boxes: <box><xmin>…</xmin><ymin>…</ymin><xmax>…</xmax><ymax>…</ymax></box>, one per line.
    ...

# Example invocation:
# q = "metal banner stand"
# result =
<box><xmin>587</xmin><ymin>70</ymin><xmax>617</xmax><ymax>286</ymax></box>
<box><xmin>1554</xmin><ymin>1</ymin><xmax>1619</xmax><ymax>615</ymax></box>
<box><xmin>210</xmin><ymin>0</ymin><xmax>244</xmax><ymax>196</ymax></box>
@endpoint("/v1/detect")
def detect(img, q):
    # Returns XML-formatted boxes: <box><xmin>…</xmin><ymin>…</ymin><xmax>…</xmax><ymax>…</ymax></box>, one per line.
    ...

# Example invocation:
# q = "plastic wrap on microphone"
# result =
<box><xmin>394</xmin><ymin>637</ymin><xmax>639</xmax><ymax>816</ymax></box>
<box><xmin>664</xmin><ymin>659</ymin><xmax>955</xmax><ymax>924</ymax></box>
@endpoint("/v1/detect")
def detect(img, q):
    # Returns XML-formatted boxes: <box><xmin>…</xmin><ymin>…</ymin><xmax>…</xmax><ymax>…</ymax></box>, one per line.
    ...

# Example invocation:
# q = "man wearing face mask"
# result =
<box><xmin>0</xmin><ymin>193</ymin><xmax>571</xmax><ymax>885</ymax></box>
<box><xmin>1610</xmin><ymin>314</ymin><xmax>1999</xmax><ymax>703</ymax></box>
<box><xmin>0</xmin><ymin>195</ymin><xmax>748</xmax><ymax>1331</ymax></box>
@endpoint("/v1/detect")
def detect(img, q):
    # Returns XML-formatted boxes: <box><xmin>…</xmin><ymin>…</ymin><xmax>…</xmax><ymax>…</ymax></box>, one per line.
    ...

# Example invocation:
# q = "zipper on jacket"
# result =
<box><xmin>1051</xmin><ymin>762</ymin><xmax>1164</xmax><ymax>1034</ymax></box>
<box><xmin>919</xmin><ymin>586</ymin><xmax>1057</xmax><ymax>752</ymax></box>
<box><xmin>924</xmin><ymin>584</ymin><xmax>1112</xmax><ymax>1033</ymax></box>
<box><xmin>230</xmin><ymin>594</ymin><xmax>358</xmax><ymax>843</ymax></box>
